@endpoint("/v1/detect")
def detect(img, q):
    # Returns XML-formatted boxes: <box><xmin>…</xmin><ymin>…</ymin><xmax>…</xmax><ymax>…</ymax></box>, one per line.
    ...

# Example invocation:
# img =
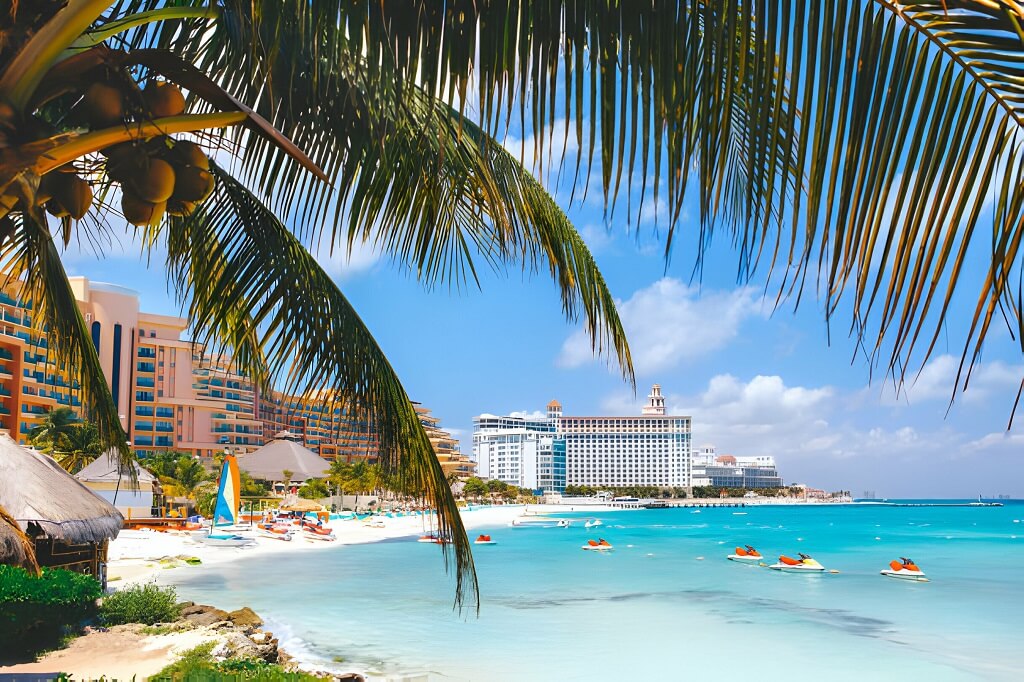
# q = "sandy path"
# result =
<box><xmin>0</xmin><ymin>624</ymin><xmax>220</xmax><ymax>680</ymax></box>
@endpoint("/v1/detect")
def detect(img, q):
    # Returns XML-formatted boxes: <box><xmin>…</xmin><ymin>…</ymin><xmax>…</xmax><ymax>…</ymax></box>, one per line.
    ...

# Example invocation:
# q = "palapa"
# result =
<box><xmin>0</xmin><ymin>433</ymin><xmax>123</xmax><ymax>545</ymax></box>
<box><xmin>236</xmin><ymin>437</ymin><xmax>330</xmax><ymax>482</ymax></box>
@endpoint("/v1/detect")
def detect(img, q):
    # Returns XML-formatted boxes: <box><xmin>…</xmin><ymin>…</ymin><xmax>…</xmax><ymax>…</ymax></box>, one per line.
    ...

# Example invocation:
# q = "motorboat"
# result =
<box><xmin>584</xmin><ymin>519</ymin><xmax>603</xmax><ymax>529</ymax></box>
<box><xmin>474</xmin><ymin>534</ymin><xmax>497</xmax><ymax>545</ymax></box>
<box><xmin>727</xmin><ymin>545</ymin><xmax>764</xmax><ymax>564</ymax></box>
<box><xmin>768</xmin><ymin>553</ymin><xmax>826</xmax><ymax>572</ymax></box>
<box><xmin>880</xmin><ymin>558</ymin><xmax>928</xmax><ymax>582</ymax></box>
<box><xmin>582</xmin><ymin>539</ymin><xmax>613</xmax><ymax>551</ymax></box>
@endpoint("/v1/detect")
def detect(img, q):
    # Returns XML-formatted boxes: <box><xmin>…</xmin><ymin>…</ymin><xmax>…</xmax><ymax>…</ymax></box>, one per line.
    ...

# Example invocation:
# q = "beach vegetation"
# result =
<box><xmin>0</xmin><ymin>565</ymin><xmax>101</xmax><ymax>658</ymax></box>
<box><xmin>100</xmin><ymin>581</ymin><xmax>182</xmax><ymax>626</ymax></box>
<box><xmin>151</xmin><ymin>642</ymin><xmax>326</xmax><ymax>681</ymax></box>
<box><xmin>298</xmin><ymin>478</ymin><xmax>330</xmax><ymax>500</ymax></box>
<box><xmin>27</xmin><ymin>408</ymin><xmax>103</xmax><ymax>473</ymax></box>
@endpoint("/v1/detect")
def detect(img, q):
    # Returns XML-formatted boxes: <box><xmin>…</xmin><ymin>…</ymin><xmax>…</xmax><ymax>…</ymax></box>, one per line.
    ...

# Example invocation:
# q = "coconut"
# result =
<box><xmin>82</xmin><ymin>83</ymin><xmax>124</xmax><ymax>128</ymax></box>
<box><xmin>53</xmin><ymin>174</ymin><xmax>93</xmax><ymax>220</ymax></box>
<box><xmin>169</xmin><ymin>140</ymin><xmax>210</xmax><ymax>170</ymax></box>
<box><xmin>128</xmin><ymin>158</ymin><xmax>176</xmax><ymax>203</ymax></box>
<box><xmin>121</xmin><ymin>191</ymin><xmax>166</xmax><ymax>226</ymax></box>
<box><xmin>173</xmin><ymin>166</ymin><xmax>215</xmax><ymax>203</ymax></box>
<box><xmin>143</xmin><ymin>82</ymin><xmax>186</xmax><ymax>118</ymax></box>
<box><xmin>166</xmin><ymin>198</ymin><xmax>198</xmax><ymax>217</ymax></box>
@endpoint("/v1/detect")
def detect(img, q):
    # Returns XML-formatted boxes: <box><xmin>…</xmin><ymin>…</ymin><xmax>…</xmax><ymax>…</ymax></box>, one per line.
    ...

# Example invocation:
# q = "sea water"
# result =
<box><xmin>162</xmin><ymin>502</ymin><xmax>1023</xmax><ymax>681</ymax></box>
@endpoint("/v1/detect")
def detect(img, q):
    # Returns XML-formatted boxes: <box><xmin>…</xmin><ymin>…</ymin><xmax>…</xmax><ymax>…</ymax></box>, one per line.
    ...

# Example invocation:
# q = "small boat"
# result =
<box><xmin>418</xmin><ymin>533</ymin><xmax>449</xmax><ymax>544</ymax></box>
<box><xmin>727</xmin><ymin>545</ymin><xmax>764</xmax><ymax>564</ymax></box>
<box><xmin>880</xmin><ymin>558</ymin><xmax>929</xmax><ymax>582</ymax></box>
<box><xmin>584</xmin><ymin>519</ymin><xmax>603</xmax><ymax>529</ymax></box>
<box><xmin>582</xmin><ymin>539</ymin><xmax>613</xmax><ymax>551</ymax></box>
<box><xmin>202</xmin><ymin>533</ymin><xmax>256</xmax><ymax>547</ymax></box>
<box><xmin>474</xmin><ymin>534</ymin><xmax>497</xmax><ymax>545</ymax></box>
<box><xmin>768</xmin><ymin>553</ymin><xmax>826</xmax><ymax>572</ymax></box>
<box><xmin>200</xmin><ymin>456</ymin><xmax>255</xmax><ymax>547</ymax></box>
<box><xmin>557</xmin><ymin>519</ymin><xmax>571</xmax><ymax>528</ymax></box>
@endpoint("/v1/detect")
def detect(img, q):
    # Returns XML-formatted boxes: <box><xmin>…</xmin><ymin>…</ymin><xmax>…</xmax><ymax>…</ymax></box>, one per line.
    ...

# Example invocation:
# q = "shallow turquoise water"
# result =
<box><xmin>163</xmin><ymin>502</ymin><xmax>1024</xmax><ymax>681</ymax></box>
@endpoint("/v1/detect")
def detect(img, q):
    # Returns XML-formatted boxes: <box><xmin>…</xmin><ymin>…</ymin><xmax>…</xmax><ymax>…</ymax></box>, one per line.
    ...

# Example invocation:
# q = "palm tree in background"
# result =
<box><xmin>2</xmin><ymin>2</ymin><xmax>1022</xmax><ymax>607</ymax></box>
<box><xmin>27</xmin><ymin>406</ymin><xmax>79</xmax><ymax>453</ymax></box>
<box><xmin>53</xmin><ymin>422</ymin><xmax>103</xmax><ymax>473</ymax></box>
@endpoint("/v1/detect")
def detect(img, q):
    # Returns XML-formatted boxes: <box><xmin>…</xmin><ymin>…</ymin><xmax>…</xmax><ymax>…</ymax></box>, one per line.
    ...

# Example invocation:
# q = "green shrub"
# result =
<box><xmin>151</xmin><ymin>643</ymin><xmax>324</xmax><ymax>681</ymax></box>
<box><xmin>0</xmin><ymin>565</ymin><xmax>101</xmax><ymax>659</ymax></box>
<box><xmin>100</xmin><ymin>581</ymin><xmax>181</xmax><ymax>625</ymax></box>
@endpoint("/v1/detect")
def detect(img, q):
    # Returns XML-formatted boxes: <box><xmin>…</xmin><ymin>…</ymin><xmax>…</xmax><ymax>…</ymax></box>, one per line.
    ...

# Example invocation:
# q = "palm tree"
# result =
<box><xmin>28</xmin><ymin>407</ymin><xmax>79</xmax><ymax>454</ymax></box>
<box><xmin>54</xmin><ymin>422</ymin><xmax>103</xmax><ymax>474</ymax></box>
<box><xmin>0</xmin><ymin>3</ymin><xmax>632</xmax><ymax>603</ymax></box>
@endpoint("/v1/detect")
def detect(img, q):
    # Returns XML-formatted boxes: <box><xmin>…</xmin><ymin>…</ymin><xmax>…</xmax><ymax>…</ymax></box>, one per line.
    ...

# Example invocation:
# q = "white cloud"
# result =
<box><xmin>502</xmin><ymin>119</ymin><xmax>580</xmax><ymax>185</ymax></box>
<box><xmin>508</xmin><ymin>410</ymin><xmax>547</xmax><ymax>420</ymax></box>
<box><xmin>877</xmin><ymin>354</ymin><xmax>1023</xmax><ymax>406</ymax></box>
<box><xmin>557</xmin><ymin>278</ymin><xmax>765</xmax><ymax>375</ymax></box>
<box><xmin>312</xmin><ymin>238</ymin><xmax>380</xmax><ymax>279</ymax></box>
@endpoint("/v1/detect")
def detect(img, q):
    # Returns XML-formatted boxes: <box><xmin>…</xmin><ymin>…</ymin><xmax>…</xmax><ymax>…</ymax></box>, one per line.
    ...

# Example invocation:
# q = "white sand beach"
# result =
<box><xmin>107</xmin><ymin>504</ymin><xmax>527</xmax><ymax>587</ymax></box>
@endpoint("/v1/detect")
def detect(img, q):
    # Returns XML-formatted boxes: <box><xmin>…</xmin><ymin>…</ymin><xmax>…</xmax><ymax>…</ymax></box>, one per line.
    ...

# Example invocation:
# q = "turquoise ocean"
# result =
<box><xmin>162</xmin><ymin>502</ymin><xmax>1023</xmax><ymax>681</ymax></box>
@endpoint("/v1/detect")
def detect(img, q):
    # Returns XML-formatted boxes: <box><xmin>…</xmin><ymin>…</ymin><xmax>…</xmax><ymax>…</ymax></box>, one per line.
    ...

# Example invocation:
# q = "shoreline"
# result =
<box><xmin>1</xmin><ymin>505</ymin><xmax>526</xmax><ymax>681</ymax></box>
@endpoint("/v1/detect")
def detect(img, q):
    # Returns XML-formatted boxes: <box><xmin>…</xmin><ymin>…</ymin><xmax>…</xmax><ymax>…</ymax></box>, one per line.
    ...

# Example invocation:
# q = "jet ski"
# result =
<box><xmin>727</xmin><ymin>545</ymin><xmax>764</xmax><ymax>564</ymax></box>
<box><xmin>880</xmin><ymin>557</ymin><xmax>929</xmax><ymax>582</ymax></box>
<box><xmin>768</xmin><ymin>553</ymin><xmax>826</xmax><ymax>572</ymax></box>
<box><xmin>582</xmin><ymin>538</ymin><xmax>613</xmax><ymax>551</ymax></box>
<box><xmin>474</xmin><ymin>534</ymin><xmax>497</xmax><ymax>545</ymax></box>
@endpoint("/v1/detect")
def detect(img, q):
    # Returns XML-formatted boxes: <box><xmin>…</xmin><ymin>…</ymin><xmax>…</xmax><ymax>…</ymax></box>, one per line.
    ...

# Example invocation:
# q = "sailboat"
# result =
<box><xmin>199</xmin><ymin>455</ymin><xmax>256</xmax><ymax>547</ymax></box>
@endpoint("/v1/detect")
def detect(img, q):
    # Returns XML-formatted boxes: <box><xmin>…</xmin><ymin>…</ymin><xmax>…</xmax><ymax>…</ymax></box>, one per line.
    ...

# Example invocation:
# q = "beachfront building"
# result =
<box><xmin>690</xmin><ymin>446</ymin><xmax>783</xmax><ymax>488</ymax></box>
<box><xmin>418</xmin><ymin>405</ymin><xmax>476</xmax><ymax>479</ymax></box>
<box><xmin>0</xmin><ymin>276</ymin><xmax>464</xmax><ymax>477</ymax></box>
<box><xmin>259</xmin><ymin>391</ymin><xmax>378</xmax><ymax>463</ymax></box>
<box><xmin>560</xmin><ymin>385</ymin><xmax>692</xmax><ymax>489</ymax></box>
<box><xmin>472</xmin><ymin>401</ymin><xmax>566</xmax><ymax>493</ymax></box>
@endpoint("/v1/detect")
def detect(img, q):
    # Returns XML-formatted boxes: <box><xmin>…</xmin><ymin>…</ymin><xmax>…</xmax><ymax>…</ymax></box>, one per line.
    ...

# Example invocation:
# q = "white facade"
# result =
<box><xmin>561</xmin><ymin>385</ymin><xmax>691</xmax><ymax>488</ymax></box>
<box><xmin>472</xmin><ymin>405</ymin><xmax>566</xmax><ymax>492</ymax></box>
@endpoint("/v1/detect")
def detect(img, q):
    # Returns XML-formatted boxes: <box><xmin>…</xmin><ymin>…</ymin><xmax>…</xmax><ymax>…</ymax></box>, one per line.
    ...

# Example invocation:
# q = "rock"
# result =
<box><xmin>227</xmin><ymin>606</ymin><xmax>263</xmax><ymax>629</ymax></box>
<box><xmin>181</xmin><ymin>604</ymin><xmax>230</xmax><ymax>626</ymax></box>
<box><xmin>337</xmin><ymin>674</ymin><xmax>365</xmax><ymax>682</ymax></box>
<box><xmin>251</xmin><ymin>632</ymin><xmax>267</xmax><ymax>643</ymax></box>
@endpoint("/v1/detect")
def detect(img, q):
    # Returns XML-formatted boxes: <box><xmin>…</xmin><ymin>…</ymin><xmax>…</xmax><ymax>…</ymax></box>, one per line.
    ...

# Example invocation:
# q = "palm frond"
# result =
<box><xmin>0</xmin><ymin>211</ymin><xmax>135</xmax><ymax>482</ymax></box>
<box><xmin>149</xmin><ymin>166</ymin><xmax>478</xmax><ymax>608</ymax></box>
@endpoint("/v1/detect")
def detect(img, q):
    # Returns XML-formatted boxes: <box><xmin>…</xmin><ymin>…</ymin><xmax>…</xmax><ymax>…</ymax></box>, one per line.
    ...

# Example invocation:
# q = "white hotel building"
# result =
<box><xmin>562</xmin><ymin>385</ymin><xmax>691</xmax><ymax>488</ymax></box>
<box><xmin>472</xmin><ymin>401</ymin><xmax>566</xmax><ymax>492</ymax></box>
<box><xmin>473</xmin><ymin>385</ymin><xmax>692</xmax><ymax>491</ymax></box>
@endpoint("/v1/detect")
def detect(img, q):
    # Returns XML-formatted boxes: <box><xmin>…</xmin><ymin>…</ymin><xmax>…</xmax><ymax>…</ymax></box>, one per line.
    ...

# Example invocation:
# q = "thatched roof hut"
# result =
<box><xmin>236</xmin><ymin>437</ymin><xmax>330</xmax><ymax>482</ymax></box>
<box><xmin>0</xmin><ymin>504</ymin><xmax>37</xmax><ymax>572</ymax></box>
<box><xmin>0</xmin><ymin>434</ymin><xmax>122</xmax><ymax>570</ymax></box>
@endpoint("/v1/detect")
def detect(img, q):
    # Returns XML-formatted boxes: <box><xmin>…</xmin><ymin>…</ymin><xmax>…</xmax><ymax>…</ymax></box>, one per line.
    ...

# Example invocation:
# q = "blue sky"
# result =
<box><xmin>61</xmin><ymin>121</ymin><xmax>1024</xmax><ymax>499</ymax></box>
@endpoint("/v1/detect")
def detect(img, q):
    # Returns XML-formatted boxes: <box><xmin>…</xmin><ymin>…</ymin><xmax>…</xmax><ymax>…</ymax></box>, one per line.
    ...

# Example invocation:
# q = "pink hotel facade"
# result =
<box><xmin>0</xmin><ymin>277</ymin><xmax>377</xmax><ymax>462</ymax></box>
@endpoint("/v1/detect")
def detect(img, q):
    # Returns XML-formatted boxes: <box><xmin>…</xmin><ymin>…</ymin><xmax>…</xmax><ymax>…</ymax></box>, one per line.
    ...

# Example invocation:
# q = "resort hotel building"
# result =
<box><xmin>472</xmin><ymin>385</ymin><xmax>692</xmax><ymax>493</ymax></box>
<box><xmin>690</xmin><ymin>446</ymin><xmax>783</xmax><ymax>488</ymax></box>
<box><xmin>472</xmin><ymin>401</ymin><xmax>566</xmax><ymax>493</ymax></box>
<box><xmin>0</xmin><ymin>278</ymin><xmax>470</xmax><ymax>475</ymax></box>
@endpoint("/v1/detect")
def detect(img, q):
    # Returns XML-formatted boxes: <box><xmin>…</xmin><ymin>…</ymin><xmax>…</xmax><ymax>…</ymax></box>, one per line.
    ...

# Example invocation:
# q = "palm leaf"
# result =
<box><xmin>147</xmin><ymin>166</ymin><xmax>478</xmax><ymax>607</ymax></box>
<box><xmin>0</xmin><ymin>210</ymin><xmax>135</xmax><ymax>482</ymax></box>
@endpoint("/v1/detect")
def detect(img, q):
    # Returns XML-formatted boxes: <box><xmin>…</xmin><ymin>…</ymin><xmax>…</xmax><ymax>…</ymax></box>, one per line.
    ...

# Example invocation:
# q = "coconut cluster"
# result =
<box><xmin>104</xmin><ymin>137</ymin><xmax>214</xmax><ymax>226</ymax></box>
<box><xmin>42</xmin><ymin>79</ymin><xmax>215</xmax><ymax>226</ymax></box>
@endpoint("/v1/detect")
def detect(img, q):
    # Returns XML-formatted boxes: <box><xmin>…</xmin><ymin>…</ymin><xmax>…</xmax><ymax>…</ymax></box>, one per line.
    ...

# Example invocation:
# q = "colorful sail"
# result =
<box><xmin>212</xmin><ymin>455</ymin><xmax>240</xmax><ymax>527</ymax></box>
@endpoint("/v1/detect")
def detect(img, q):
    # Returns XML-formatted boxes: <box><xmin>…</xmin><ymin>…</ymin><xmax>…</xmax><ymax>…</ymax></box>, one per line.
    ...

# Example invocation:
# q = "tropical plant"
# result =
<box><xmin>0</xmin><ymin>2</ymin><xmax>632</xmax><ymax>606</ymax></box>
<box><xmin>53</xmin><ymin>422</ymin><xmax>103</xmax><ymax>473</ymax></box>
<box><xmin>27</xmin><ymin>406</ymin><xmax>79</xmax><ymax>453</ymax></box>
<box><xmin>0</xmin><ymin>565</ymin><xmax>101</xmax><ymax>657</ymax></box>
<box><xmin>298</xmin><ymin>478</ymin><xmax>330</xmax><ymax>500</ymax></box>
<box><xmin>100</xmin><ymin>581</ymin><xmax>180</xmax><ymax>626</ymax></box>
